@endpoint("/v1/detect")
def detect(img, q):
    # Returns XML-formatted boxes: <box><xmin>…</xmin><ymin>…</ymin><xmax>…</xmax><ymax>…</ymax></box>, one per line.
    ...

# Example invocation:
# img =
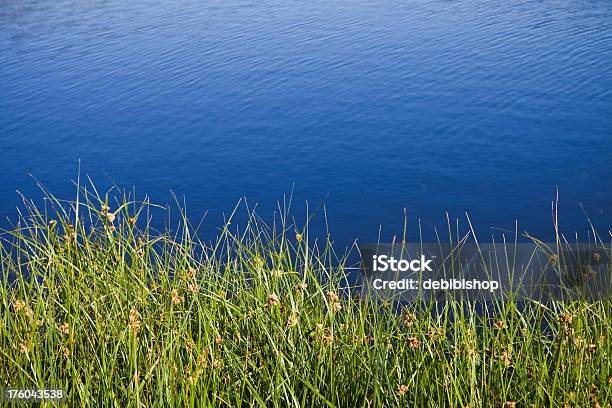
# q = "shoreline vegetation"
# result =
<box><xmin>1</xmin><ymin>184</ymin><xmax>611</xmax><ymax>407</ymax></box>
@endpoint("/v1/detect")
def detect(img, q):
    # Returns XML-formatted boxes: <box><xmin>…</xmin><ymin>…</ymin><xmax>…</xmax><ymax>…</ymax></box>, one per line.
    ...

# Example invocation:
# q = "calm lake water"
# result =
<box><xmin>1</xmin><ymin>0</ymin><xmax>611</xmax><ymax>244</ymax></box>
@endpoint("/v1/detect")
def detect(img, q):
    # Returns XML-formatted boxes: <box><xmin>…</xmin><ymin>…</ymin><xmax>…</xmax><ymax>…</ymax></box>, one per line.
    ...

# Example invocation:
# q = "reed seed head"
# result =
<box><xmin>267</xmin><ymin>293</ymin><xmax>280</xmax><ymax>306</ymax></box>
<box><xmin>326</xmin><ymin>291</ymin><xmax>339</xmax><ymax>303</ymax></box>
<box><xmin>500</xmin><ymin>351</ymin><xmax>512</xmax><ymax>366</ymax></box>
<box><xmin>171</xmin><ymin>289</ymin><xmax>184</xmax><ymax>305</ymax></box>
<box><xmin>128</xmin><ymin>307</ymin><xmax>140</xmax><ymax>334</ymax></box>
<box><xmin>403</xmin><ymin>311</ymin><xmax>416</xmax><ymax>327</ymax></box>
<box><xmin>322</xmin><ymin>330</ymin><xmax>333</xmax><ymax>345</ymax></box>
<box><xmin>58</xmin><ymin>322</ymin><xmax>69</xmax><ymax>335</ymax></box>
<box><xmin>407</xmin><ymin>337</ymin><xmax>420</xmax><ymax>349</ymax></box>
<box><xmin>560</xmin><ymin>313</ymin><xmax>573</xmax><ymax>325</ymax></box>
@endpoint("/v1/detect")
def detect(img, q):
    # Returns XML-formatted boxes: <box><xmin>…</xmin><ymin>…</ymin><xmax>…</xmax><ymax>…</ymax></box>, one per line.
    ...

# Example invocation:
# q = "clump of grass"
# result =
<box><xmin>0</xmin><ymin>182</ymin><xmax>611</xmax><ymax>407</ymax></box>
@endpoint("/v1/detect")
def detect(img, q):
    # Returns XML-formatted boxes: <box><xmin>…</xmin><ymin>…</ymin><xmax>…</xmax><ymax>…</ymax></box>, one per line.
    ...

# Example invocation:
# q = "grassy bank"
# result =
<box><xmin>1</xmin><ymin>185</ymin><xmax>611</xmax><ymax>407</ymax></box>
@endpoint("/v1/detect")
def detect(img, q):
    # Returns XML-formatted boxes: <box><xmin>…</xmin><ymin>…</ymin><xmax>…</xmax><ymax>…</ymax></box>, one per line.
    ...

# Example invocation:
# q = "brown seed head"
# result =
<box><xmin>500</xmin><ymin>351</ymin><xmax>512</xmax><ymax>366</ymax></box>
<box><xmin>560</xmin><ymin>313</ymin><xmax>573</xmax><ymax>325</ymax></box>
<box><xmin>58</xmin><ymin>322</ymin><xmax>70</xmax><ymax>335</ymax></box>
<box><xmin>407</xmin><ymin>336</ymin><xmax>420</xmax><ymax>349</ymax></box>
<box><xmin>171</xmin><ymin>289</ymin><xmax>184</xmax><ymax>305</ymax></box>
<box><xmin>403</xmin><ymin>311</ymin><xmax>417</xmax><ymax>327</ymax></box>
<box><xmin>267</xmin><ymin>293</ymin><xmax>280</xmax><ymax>306</ymax></box>
<box><xmin>322</xmin><ymin>330</ymin><xmax>333</xmax><ymax>345</ymax></box>
<box><xmin>184</xmin><ymin>339</ymin><xmax>195</xmax><ymax>354</ymax></box>
<box><xmin>128</xmin><ymin>307</ymin><xmax>140</xmax><ymax>334</ymax></box>
<box><xmin>12</xmin><ymin>299</ymin><xmax>25</xmax><ymax>313</ymax></box>
<box><xmin>494</xmin><ymin>320</ymin><xmax>506</xmax><ymax>330</ymax></box>
<box><xmin>326</xmin><ymin>291</ymin><xmax>340</xmax><ymax>303</ymax></box>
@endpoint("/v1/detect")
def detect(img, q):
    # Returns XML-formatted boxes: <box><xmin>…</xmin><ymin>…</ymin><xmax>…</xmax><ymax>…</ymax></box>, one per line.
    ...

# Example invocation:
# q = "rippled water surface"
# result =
<box><xmin>1</xmin><ymin>0</ymin><xmax>611</xmax><ymax>243</ymax></box>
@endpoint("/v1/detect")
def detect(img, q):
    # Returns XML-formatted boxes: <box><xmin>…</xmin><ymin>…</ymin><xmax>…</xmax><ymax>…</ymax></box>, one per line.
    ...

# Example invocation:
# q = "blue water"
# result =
<box><xmin>1</xmin><ymin>0</ymin><xmax>611</xmax><ymax>244</ymax></box>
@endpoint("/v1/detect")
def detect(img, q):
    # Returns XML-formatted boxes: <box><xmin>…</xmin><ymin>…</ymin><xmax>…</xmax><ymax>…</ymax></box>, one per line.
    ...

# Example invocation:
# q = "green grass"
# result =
<box><xmin>0</xmin><ymin>183</ymin><xmax>610</xmax><ymax>407</ymax></box>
